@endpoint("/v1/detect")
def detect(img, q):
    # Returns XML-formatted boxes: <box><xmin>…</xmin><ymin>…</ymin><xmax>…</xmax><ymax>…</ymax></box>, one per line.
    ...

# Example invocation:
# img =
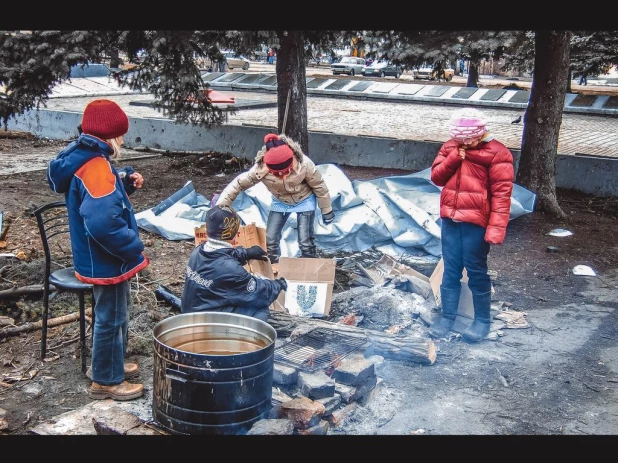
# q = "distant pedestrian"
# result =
<box><xmin>428</xmin><ymin>107</ymin><xmax>514</xmax><ymax>343</ymax></box>
<box><xmin>268</xmin><ymin>48</ymin><xmax>275</xmax><ymax>65</ymax></box>
<box><xmin>579</xmin><ymin>71</ymin><xmax>588</xmax><ymax>86</ymax></box>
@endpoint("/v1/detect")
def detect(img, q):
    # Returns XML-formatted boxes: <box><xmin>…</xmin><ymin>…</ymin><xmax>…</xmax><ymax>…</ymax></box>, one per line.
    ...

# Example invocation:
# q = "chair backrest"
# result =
<box><xmin>32</xmin><ymin>201</ymin><xmax>74</xmax><ymax>280</ymax></box>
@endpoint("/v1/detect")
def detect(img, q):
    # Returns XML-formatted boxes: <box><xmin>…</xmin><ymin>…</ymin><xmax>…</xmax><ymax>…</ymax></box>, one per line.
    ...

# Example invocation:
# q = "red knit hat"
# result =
<box><xmin>263</xmin><ymin>134</ymin><xmax>294</xmax><ymax>176</ymax></box>
<box><xmin>81</xmin><ymin>99</ymin><xmax>129</xmax><ymax>140</ymax></box>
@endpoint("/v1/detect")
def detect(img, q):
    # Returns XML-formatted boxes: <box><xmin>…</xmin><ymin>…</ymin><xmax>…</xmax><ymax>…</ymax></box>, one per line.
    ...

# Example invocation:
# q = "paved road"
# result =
<box><xmin>42</xmin><ymin>88</ymin><xmax>618</xmax><ymax>159</ymax></box>
<box><xmin>21</xmin><ymin>62</ymin><xmax>618</xmax><ymax>161</ymax></box>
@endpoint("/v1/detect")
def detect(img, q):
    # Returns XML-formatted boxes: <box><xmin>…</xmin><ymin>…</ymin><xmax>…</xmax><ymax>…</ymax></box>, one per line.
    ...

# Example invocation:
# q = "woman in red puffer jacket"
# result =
<box><xmin>429</xmin><ymin>107</ymin><xmax>514</xmax><ymax>343</ymax></box>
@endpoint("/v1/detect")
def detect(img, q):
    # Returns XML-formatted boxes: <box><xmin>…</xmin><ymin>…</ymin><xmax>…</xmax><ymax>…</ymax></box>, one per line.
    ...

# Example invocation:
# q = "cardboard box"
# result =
<box><xmin>194</xmin><ymin>222</ymin><xmax>267</xmax><ymax>250</ymax></box>
<box><xmin>429</xmin><ymin>258</ymin><xmax>494</xmax><ymax>320</ymax></box>
<box><xmin>234</xmin><ymin>223</ymin><xmax>267</xmax><ymax>251</ymax></box>
<box><xmin>275</xmin><ymin>257</ymin><xmax>337</xmax><ymax>318</ymax></box>
<box><xmin>245</xmin><ymin>258</ymin><xmax>286</xmax><ymax>313</ymax></box>
<box><xmin>194</xmin><ymin>224</ymin><xmax>208</xmax><ymax>246</ymax></box>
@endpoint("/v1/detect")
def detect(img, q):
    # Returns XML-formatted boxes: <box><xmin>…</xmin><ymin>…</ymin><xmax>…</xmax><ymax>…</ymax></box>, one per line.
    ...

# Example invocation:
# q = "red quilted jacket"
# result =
<box><xmin>431</xmin><ymin>138</ymin><xmax>514</xmax><ymax>245</ymax></box>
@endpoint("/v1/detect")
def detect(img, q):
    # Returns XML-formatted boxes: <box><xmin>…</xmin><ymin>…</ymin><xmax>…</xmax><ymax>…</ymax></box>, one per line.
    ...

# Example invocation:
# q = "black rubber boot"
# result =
<box><xmin>428</xmin><ymin>286</ymin><xmax>460</xmax><ymax>338</ymax></box>
<box><xmin>462</xmin><ymin>291</ymin><xmax>492</xmax><ymax>343</ymax></box>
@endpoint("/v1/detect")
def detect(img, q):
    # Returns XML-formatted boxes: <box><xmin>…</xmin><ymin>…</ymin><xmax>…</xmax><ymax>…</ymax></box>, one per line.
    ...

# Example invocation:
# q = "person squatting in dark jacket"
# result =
<box><xmin>47</xmin><ymin>99</ymin><xmax>148</xmax><ymax>401</ymax></box>
<box><xmin>429</xmin><ymin>107</ymin><xmax>514</xmax><ymax>343</ymax></box>
<box><xmin>181</xmin><ymin>205</ymin><xmax>287</xmax><ymax>322</ymax></box>
<box><xmin>216</xmin><ymin>133</ymin><xmax>334</xmax><ymax>267</ymax></box>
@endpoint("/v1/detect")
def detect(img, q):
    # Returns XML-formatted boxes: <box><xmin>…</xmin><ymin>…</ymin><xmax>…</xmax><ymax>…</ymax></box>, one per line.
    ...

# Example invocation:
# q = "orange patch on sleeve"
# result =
<box><xmin>75</xmin><ymin>157</ymin><xmax>117</xmax><ymax>198</ymax></box>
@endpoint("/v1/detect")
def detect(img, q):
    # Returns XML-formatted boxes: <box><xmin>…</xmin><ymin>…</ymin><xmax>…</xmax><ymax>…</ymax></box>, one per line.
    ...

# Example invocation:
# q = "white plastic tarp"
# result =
<box><xmin>135</xmin><ymin>165</ymin><xmax>536</xmax><ymax>261</ymax></box>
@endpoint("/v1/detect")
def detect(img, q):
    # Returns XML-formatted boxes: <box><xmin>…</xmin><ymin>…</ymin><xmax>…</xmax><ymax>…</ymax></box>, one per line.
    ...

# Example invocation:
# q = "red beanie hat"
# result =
<box><xmin>81</xmin><ymin>99</ymin><xmax>129</xmax><ymax>140</ymax></box>
<box><xmin>263</xmin><ymin>134</ymin><xmax>294</xmax><ymax>176</ymax></box>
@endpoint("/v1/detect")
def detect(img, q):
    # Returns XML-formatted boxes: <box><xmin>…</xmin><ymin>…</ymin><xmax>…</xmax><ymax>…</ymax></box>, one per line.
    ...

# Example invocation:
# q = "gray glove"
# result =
<box><xmin>322</xmin><ymin>210</ymin><xmax>335</xmax><ymax>224</ymax></box>
<box><xmin>246</xmin><ymin>245</ymin><xmax>268</xmax><ymax>261</ymax></box>
<box><xmin>276</xmin><ymin>277</ymin><xmax>288</xmax><ymax>292</ymax></box>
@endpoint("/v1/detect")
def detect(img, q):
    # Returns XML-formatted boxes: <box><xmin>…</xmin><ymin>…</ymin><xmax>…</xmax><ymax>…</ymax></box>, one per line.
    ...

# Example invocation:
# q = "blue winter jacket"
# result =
<box><xmin>46</xmin><ymin>135</ymin><xmax>149</xmax><ymax>284</ymax></box>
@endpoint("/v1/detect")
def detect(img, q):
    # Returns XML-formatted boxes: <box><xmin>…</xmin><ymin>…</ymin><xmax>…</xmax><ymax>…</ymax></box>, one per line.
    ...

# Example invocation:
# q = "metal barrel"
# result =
<box><xmin>152</xmin><ymin>312</ymin><xmax>277</xmax><ymax>435</ymax></box>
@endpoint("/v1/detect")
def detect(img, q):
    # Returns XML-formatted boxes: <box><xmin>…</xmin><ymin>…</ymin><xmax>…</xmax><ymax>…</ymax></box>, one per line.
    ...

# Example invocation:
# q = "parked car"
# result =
<box><xmin>331</xmin><ymin>56</ymin><xmax>366</xmax><ymax>76</ymax></box>
<box><xmin>413</xmin><ymin>66</ymin><xmax>454</xmax><ymax>81</ymax></box>
<box><xmin>361</xmin><ymin>61</ymin><xmax>403</xmax><ymax>78</ymax></box>
<box><xmin>200</xmin><ymin>51</ymin><xmax>251</xmax><ymax>72</ymax></box>
<box><xmin>222</xmin><ymin>51</ymin><xmax>250</xmax><ymax>71</ymax></box>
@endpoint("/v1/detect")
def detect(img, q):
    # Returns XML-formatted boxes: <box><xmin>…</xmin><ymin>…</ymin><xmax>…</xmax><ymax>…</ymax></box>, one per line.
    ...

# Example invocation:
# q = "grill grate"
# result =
<box><xmin>274</xmin><ymin>327</ymin><xmax>368</xmax><ymax>372</ymax></box>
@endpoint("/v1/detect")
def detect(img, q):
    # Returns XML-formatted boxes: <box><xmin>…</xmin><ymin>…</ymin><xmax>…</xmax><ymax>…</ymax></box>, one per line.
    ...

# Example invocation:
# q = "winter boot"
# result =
<box><xmin>89</xmin><ymin>381</ymin><xmax>144</xmax><ymax>401</ymax></box>
<box><xmin>428</xmin><ymin>286</ymin><xmax>460</xmax><ymax>338</ymax></box>
<box><xmin>462</xmin><ymin>291</ymin><xmax>492</xmax><ymax>343</ymax></box>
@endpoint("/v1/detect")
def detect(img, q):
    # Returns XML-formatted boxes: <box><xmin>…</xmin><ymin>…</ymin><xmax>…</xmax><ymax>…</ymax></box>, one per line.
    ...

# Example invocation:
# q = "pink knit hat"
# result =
<box><xmin>449</xmin><ymin>107</ymin><xmax>487</xmax><ymax>144</ymax></box>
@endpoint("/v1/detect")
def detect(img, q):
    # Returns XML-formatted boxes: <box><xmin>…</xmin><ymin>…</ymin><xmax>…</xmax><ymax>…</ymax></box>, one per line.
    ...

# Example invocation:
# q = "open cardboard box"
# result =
<box><xmin>275</xmin><ymin>256</ymin><xmax>337</xmax><ymax>318</ymax></box>
<box><xmin>428</xmin><ymin>258</ymin><xmax>495</xmax><ymax>321</ymax></box>
<box><xmin>373</xmin><ymin>254</ymin><xmax>494</xmax><ymax>332</ymax></box>
<box><xmin>367</xmin><ymin>255</ymin><xmax>495</xmax><ymax>331</ymax></box>
<box><xmin>194</xmin><ymin>222</ymin><xmax>267</xmax><ymax>249</ymax></box>
<box><xmin>193</xmin><ymin>222</ymin><xmax>285</xmax><ymax>312</ymax></box>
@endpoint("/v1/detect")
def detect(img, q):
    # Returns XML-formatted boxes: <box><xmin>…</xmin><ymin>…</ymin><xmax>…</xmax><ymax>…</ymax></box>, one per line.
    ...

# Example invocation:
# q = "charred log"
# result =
<box><xmin>268</xmin><ymin>311</ymin><xmax>436</xmax><ymax>366</ymax></box>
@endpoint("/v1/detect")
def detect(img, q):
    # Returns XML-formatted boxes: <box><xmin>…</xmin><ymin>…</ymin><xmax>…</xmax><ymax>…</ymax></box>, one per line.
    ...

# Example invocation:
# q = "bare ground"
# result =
<box><xmin>1</xmin><ymin>131</ymin><xmax>618</xmax><ymax>436</ymax></box>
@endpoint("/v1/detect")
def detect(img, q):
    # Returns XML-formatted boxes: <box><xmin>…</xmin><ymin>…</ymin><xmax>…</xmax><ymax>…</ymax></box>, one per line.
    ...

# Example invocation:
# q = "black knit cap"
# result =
<box><xmin>206</xmin><ymin>205</ymin><xmax>241</xmax><ymax>241</ymax></box>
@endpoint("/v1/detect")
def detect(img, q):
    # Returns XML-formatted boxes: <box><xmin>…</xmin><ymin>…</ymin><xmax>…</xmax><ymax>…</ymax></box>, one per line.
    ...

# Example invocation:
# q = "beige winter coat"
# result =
<box><xmin>217</xmin><ymin>135</ymin><xmax>333</xmax><ymax>215</ymax></box>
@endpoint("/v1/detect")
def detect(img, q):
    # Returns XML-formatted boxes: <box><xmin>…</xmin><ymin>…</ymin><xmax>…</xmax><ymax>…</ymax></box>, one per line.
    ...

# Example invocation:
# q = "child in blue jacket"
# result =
<box><xmin>47</xmin><ymin>99</ymin><xmax>148</xmax><ymax>401</ymax></box>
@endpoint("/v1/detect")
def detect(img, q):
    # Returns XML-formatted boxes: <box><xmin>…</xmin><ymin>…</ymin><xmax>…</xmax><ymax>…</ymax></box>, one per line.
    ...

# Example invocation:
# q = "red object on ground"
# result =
<box><xmin>205</xmin><ymin>89</ymin><xmax>235</xmax><ymax>104</ymax></box>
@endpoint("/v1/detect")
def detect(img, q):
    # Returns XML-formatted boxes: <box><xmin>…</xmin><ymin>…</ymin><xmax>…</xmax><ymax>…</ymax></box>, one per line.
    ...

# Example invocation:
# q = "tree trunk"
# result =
<box><xmin>466</xmin><ymin>62</ymin><xmax>479</xmax><ymax>87</ymax></box>
<box><xmin>275</xmin><ymin>31</ymin><xmax>309</xmax><ymax>153</ymax></box>
<box><xmin>566</xmin><ymin>67</ymin><xmax>573</xmax><ymax>94</ymax></box>
<box><xmin>516</xmin><ymin>31</ymin><xmax>570</xmax><ymax>218</ymax></box>
<box><xmin>109</xmin><ymin>48</ymin><xmax>122</xmax><ymax>68</ymax></box>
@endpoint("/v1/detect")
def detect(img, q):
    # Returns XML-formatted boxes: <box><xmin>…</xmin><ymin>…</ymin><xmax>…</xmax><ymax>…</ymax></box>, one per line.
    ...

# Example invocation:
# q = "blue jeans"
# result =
<box><xmin>440</xmin><ymin>218</ymin><xmax>491</xmax><ymax>295</ymax></box>
<box><xmin>90</xmin><ymin>280</ymin><xmax>131</xmax><ymax>385</ymax></box>
<box><xmin>266</xmin><ymin>210</ymin><xmax>316</xmax><ymax>263</ymax></box>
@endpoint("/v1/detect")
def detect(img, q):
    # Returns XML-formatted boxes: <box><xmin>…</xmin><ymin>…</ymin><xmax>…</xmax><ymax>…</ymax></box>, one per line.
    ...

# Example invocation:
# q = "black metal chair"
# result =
<box><xmin>32</xmin><ymin>201</ymin><xmax>94</xmax><ymax>373</ymax></box>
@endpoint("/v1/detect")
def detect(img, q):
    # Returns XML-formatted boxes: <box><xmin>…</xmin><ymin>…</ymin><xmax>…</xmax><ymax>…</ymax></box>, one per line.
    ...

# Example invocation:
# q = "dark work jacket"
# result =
<box><xmin>181</xmin><ymin>244</ymin><xmax>282</xmax><ymax>314</ymax></box>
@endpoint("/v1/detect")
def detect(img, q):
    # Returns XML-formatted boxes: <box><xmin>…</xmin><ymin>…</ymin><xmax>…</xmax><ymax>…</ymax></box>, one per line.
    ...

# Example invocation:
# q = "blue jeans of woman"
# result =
<box><xmin>90</xmin><ymin>280</ymin><xmax>131</xmax><ymax>385</ymax></box>
<box><xmin>266</xmin><ymin>210</ymin><xmax>316</xmax><ymax>263</ymax></box>
<box><xmin>440</xmin><ymin>218</ymin><xmax>491</xmax><ymax>295</ymax></box>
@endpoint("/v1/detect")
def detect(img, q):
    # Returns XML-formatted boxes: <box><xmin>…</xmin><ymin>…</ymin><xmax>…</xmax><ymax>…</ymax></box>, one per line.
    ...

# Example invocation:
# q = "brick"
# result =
<box><xmin>247</xmin><ymin>419</ymin><xmax>295</xmax><ymax>435</ymax></box>
<box><xmin>273</xmin><ymin>363</ymin><xmax>298</xmax><ymax>386</ymax></box>
<box><xmin>332</xmin><ymin>352</ymin><xmax>376</xmax><ymax>386</ymax></box>
<box><xmin>316</xmin><ymin>395</ymin><xmax>341</xmax><ymax>416</ymax></box>
<box><xmin>275</xmin><ymin>397</ymin><xmax>326</xmax><ymax>430</ymax></box>
<box><xmin>298</xmin><ymin>370</ymin><xmax>335</xmax><ymax>399</ymax></box>
<box><xmin>296</xmin><ymin>419</ymin><xmax>330</xmax><ymax>435</ymax></box>
<box><xmin>328</xmin><ymin>403</ymin><xmax>358</xmax><ymax>428</ymax></box>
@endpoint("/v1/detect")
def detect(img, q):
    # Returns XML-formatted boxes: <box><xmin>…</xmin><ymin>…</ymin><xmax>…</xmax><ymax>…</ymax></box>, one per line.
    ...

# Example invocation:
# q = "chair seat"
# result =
<box><xmin>49</xmin><ymin>267</ymin><xmax>93</xmax><ymax>291</ymax></box>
